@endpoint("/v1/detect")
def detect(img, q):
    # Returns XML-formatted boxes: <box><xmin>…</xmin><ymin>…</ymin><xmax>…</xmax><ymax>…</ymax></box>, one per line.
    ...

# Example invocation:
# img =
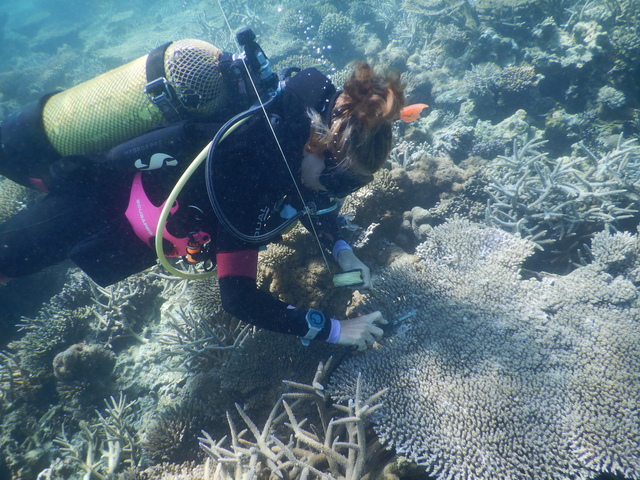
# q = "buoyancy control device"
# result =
<box><xmin>0</xmin><ymin>37</ymin><xmax>269</xmax><ymax>189</ymax></box>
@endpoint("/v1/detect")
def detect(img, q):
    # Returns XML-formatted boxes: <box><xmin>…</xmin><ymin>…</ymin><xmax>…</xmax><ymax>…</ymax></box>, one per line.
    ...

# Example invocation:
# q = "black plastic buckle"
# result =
<box><xmin>144</xmin><ymin>77</ymin><xmax>189</xmax><ymax>123</ymax></box>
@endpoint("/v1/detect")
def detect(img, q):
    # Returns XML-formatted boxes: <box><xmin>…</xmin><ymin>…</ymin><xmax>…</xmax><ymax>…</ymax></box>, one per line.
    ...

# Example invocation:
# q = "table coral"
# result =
<box><xmin>0</xmin><ymin>178</ymin><xmax>39</xmax><ymax>223</ymax></box>
<box><xmin>329</xmin><ymin>217</ymin><xmax>640</xmax><ymax>480</ymax></box>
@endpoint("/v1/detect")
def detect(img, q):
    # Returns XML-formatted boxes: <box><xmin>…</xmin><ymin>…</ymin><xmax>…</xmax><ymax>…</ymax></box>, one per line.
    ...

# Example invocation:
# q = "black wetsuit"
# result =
<box><xmin>0</xmin><ymin>68</ymin><xmax>343</xmax><ymax>341</ymax></box>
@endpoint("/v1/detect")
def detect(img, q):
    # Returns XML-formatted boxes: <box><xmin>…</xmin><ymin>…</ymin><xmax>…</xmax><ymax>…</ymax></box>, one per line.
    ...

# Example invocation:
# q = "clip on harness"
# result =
<box><xmin>144</xmin><ymin>42</ymin><xmax>190</xmax><ymax>123</ymax></box>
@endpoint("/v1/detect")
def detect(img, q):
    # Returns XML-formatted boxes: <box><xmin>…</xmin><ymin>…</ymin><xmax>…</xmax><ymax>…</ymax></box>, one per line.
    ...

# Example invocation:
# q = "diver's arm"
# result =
<box><xmin>297</xmin><ymin>192</ymin><xmax>345</xmax><ymax>251</ymax></box>
<box><xmin>216</xmin><ymin>250</ymin><xmax>334</xmax><ymax>339</ymax></box>
<box><xmin>215</xmin><ymin>247</ymin><xmax>380</xmax><ymax>346</ymax></box>
<box><xmin>216</xmin><ymin>249</ymin><xmax>382</xmax><ymax>346</ymax></box>
<box><xmin>298</xmin><ymin>198</ymin><xmax>372</xmax><ymax>289</ymax></box>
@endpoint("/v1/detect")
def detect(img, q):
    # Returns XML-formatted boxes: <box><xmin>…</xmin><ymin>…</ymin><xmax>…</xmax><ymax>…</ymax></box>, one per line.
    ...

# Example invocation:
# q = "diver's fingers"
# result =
<box><xmin>363</xmin><ymin>310</ymin><xmax>388</xmax><ymax>325</ymax></box>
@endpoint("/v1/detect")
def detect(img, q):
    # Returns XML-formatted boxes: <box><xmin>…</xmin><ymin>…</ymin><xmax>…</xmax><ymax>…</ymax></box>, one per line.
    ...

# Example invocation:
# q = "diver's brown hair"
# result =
<box><xmin>306</xmin><ymin>62</ymin><xmax>406</xmax><ymax>174</ymax></box>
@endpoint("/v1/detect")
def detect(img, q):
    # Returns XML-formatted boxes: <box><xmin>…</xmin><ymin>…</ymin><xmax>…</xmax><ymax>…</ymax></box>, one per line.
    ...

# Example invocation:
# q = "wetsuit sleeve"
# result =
<box><xmin>216</xmin><ymin>248</ymin><xmax>332</xmax><ymax>340</ymax></box>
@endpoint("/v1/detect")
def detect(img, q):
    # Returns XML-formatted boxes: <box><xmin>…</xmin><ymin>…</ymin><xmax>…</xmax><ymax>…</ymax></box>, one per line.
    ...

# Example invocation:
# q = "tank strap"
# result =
<box><xmin>144</xmin><ymin>42</ymin><xmax>190</xmax><ymax>123</ymax></box>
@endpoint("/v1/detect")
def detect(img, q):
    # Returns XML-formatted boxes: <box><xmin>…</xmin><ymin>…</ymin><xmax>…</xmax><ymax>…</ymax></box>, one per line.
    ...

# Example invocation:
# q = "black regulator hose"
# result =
<box><xmin>205</xmin><ymin>96</ymin><xmax>308</xmax><ymax>244</ymax></box>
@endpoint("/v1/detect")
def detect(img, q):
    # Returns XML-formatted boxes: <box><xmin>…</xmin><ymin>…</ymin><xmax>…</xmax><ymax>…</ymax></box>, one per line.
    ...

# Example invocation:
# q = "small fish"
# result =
<box><xmin>400</xmin><ymin>103</ymin><xmax>429</xmax><ymax>123</ymax></box>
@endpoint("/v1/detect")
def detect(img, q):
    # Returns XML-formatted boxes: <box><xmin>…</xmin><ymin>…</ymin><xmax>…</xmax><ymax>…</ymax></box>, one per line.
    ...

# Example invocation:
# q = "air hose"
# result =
<box><xmin>154</xmin><ymin>106</ymin><xmax>256</xmax><ymax>278</ymax></box>
<box><xmin>154</xmin><ymin>96</ymin><xmax>308</xmax><ymax>279</ymax></box>
<box><xmin>204</xmin><ymin>100</ymin><xmax>314</xmax><ymax>245</ymax></box>
<box><xmin>155</xmin><ymin>140</ymin><xmax>215</xmax><ymax>279</ymax></box>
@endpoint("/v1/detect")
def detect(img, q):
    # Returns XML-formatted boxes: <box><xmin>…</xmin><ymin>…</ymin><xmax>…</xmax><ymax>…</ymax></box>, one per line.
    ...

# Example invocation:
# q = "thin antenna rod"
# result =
<box><xmin>213</xmin><ymin>0</ymin><xmax>333</xmax><ymax>272</ymax></box>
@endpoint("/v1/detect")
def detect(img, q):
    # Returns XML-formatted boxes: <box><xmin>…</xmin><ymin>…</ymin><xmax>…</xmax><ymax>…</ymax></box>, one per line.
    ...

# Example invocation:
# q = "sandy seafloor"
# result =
<box><xmin>0</xmin><ymin>0</ymin><xmax>639</xmax><ymax>478</ymax></box>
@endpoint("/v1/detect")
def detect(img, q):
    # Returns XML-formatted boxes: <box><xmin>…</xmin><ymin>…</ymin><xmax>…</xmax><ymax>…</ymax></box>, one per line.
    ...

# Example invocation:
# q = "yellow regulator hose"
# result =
<box><xmin>155</xmin><ymin>116</ymin><xmax>251</xmax><ymax>279</ymax></box>
<box><xmin>155</xmin><ymin>141</ymin><xmax>215</xmax><ymax>279</ymax></box>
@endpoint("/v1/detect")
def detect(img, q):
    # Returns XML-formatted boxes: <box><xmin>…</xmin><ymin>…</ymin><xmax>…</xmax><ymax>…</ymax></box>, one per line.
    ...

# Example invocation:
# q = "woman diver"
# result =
<box><xmin>0</xmin><ymin>58</ymin><xmax>406</xmax><ymax>351</ymax></box>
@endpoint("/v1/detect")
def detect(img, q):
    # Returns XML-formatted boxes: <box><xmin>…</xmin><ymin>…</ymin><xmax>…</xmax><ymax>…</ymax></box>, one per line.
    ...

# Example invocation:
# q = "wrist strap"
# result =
<box><xmin>326</xmin><ymin>318</ymin><xmax>341</xmax><ymax>344</ymax></box>
<box><xmin>332</xmin><ymin>240</ymin><xmax>352</xmax><ymax>261</ymax></box>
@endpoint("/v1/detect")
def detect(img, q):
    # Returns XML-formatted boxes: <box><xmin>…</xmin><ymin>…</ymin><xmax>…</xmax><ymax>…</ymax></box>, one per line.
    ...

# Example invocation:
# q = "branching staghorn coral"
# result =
<box><xmin>403</xmin><ymin>0</ymin><xmax>478</xmax><ymax>29</ymax></box>
<box><xmin>54</xmin><ymin>422</ymin><xmax>106</xmax><ymax>480</ymax></box>
<box><xmin>0</xmin><ymin>351</ymin><xmax>29</xmax><ymax>409</ymax></box>
<box><xmin>9</xmin><ymin>306</ymin><xmax>90</xmax><ymax>380</ymax></box>
<box><xmin>147</xmin><ymin>268</ymin><xmax>191</xmax><ymax>299</ymax></box>
<box><xmin>329</xmin><ymin>218</ymin><xmax>640</xmax><ymax>480</ymax></box>
<box><xmin>156</xmin><ymin>305</ymin><xmax>252</xmax><ymax>369</ymax></box>
<box><xmin>54</xmin><ymin>393</ymin><xmax>139</xmax><ymax>479</ymax></box>
<box><xmin>199</xmin><ymin>358</ymin><xmax>385</xmax><ymax>480</ymax></box>
<box><xmin>10</xmin><ymin>269</ymin><xmax>161</xmax><ymax>367</ymax></box>
<box><xmin>89</xmin><ymin>278</ymin><xmax>160</xmax><ymax>345</ymax></box>
<box><xmin>485</xmin><ymin>134</ymin><xmax>640</xmax><ymax>258</ymax></box>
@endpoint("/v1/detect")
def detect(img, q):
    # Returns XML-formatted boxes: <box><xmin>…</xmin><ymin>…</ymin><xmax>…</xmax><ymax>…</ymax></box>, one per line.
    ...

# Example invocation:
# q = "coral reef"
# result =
<box><xmin>275</xmin><ymin>7</ymin><xmax>320</xmax><ymax>38</ymax></box>
<box><xmin>484</xmin><ymin>134</ymin><xmax>640</xmax><ymax>266</ymax></box>
<box><xmin>0</xmin><ymin>352</ymin><xmax>27</xmax><ymax>410</ymax></box>
<box><xmin>329</xmin><ymin>218</ymin><xmax>640</xmax><ymax>480</ymax></box>
<box><xmin>7</xmin><ymin>273</ymin><xmax>94</xmax><ymax>380</ymax></box>
<box><xmin>463</xmin><ymin>62</ymin><xmax>502</xmax><ymax>98</ymax></box>
<box><xmin>186</xmin><ymin>276</ymin><xmax>225</xmax><ymax>319</ymax></box>
<box><xmin>596</xmin><ymin>85</ymin><xmax>627</xmax><ymax>111</ymax></box>
<box><xmin>143</xmin><ymin>398</ymin><xmax>217</xmax><ymax>465</ymax></box>
<box><xmin>0</xmin><ymin>46</ymin><xmax>78</xmax><ymax>104</ymax></box>
<box><xmin>54</xmin><ymin>393</ymin><xmax>140</xmax><ymax>478</ymax></box>
<box><xmin>1</xmin><ymin>270</ymin><xmax>168</xmax><ymax>478</ymax></box>
<box><xmin>400</xmin><ymin>174</ymin><xmax>490</xmax><ymax>244</ymax></box>
<box><xmin>272</xmin><ymin>54</ymin><xmax>332</xmax><ymax>77</ymax></box>
<box><xmin>157</xmin><ymin>304</ymin><xmax>251</xmax><ymax>369</ymax></box>
<box><xmin>53</xmin><ymin>343</ymin><xmax>116</xmax><ymax>414</ymax></box>
<box><xmin>318</xmin><ymin>13</ymin><xmax>354</xmax><ymax>46</ymax></box>
<box><xmin>342</xmin><ymin>156</ymin><xmax>469</xmax><ymax>250</ymax></box>
<box><xmin>473</xmin><ymin>108</ymin><xmax>539</xmax><ymax>145</ymax></box>
<box><xmin>0</xmin><ymin>178</ymin><xmax>39</xmax><ymax>223</ymax></box>
<box><xmin>255</xmin><ymin>224</ymin><xmax>352</xmax><ymax>318</ymax></box>
<box><xmin>2</xmin><ymin>0</ymin><xmax>640</xmax><ymax>478</ymax></box>
<box><xmin>200</xmin><ymin>358</ymin><xmax>387</xmax><ymax>480</ymax></box>
<box><xmin>216</xmin><ymin>329</ymin><xmax>347</xmax><ymax>419</ymax></box>
<box><xmin>88</xmin><ymin>274</ymin><xmax>164</xmax><ymax>346</ymax></box>
<box><xmin>494</xmin><ymin>64</ymin><xmax>540</xmax><ymax>107</ymax></box>
<box><xmin>315</xmin><ymin>12</ymin><xmax>363</xmax><ymax>66</ymax></box>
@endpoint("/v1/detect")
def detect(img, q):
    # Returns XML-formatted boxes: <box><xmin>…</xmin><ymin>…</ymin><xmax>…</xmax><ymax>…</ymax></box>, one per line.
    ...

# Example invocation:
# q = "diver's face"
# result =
<box><xmin>301</xmin><ymin>150</ymin><xmax>373</xmax><ymax>197</ymax></box>
<box><xmin>301</xmin><ymin>151</ymin><xmax>328</xmax><ymax>192</ymax></box>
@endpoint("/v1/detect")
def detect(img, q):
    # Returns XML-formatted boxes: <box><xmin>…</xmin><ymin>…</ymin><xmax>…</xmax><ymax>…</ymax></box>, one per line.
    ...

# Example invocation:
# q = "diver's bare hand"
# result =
<box><xmin>337</xmin><ymin>311</ymin><xmax>387</xmax><ymax>351</ymax></box>
<box><xmin>337</xmin><ymin>249</ymin><xmax>371</xmax><ymax>289</ymax></box>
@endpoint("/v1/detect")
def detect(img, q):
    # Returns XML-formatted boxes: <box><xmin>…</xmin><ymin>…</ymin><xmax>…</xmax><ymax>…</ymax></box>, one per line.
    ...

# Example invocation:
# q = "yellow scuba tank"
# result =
<box><xmin>42</xmin><ymin>39</ymin><xmax>229</xmax><ymax>156</ymax></box>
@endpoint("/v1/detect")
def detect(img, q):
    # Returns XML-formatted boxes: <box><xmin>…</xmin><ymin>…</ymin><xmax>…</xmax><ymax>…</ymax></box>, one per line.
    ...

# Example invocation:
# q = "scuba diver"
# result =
<box><xmin>0</xmin><ymin>33</ymin><xmax>406</xmax><ymax>351</ymax></box>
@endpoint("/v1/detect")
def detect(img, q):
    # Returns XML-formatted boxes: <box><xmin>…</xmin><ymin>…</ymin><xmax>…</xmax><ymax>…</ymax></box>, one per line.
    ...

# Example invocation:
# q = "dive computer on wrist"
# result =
<box><xmin>301</xmin><ymin>309</ymin><xmax>326</xmax><ymax>346</ymax></box>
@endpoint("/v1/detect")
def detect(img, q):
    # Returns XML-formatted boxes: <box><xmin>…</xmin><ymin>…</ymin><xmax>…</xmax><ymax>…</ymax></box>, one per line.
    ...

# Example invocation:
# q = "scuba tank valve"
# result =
<box><xmin>236</xmin><ymin>27</ymin><xmax>279</xmax><ymax>95</ymax></box>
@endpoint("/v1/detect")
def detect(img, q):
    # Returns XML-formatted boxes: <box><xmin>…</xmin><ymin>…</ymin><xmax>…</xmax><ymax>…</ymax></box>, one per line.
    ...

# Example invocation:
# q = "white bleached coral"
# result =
<box><xmin>329</xmin><ymin>218</ymin><xmax>640</xmax><ymax>480</ymax></box>
<box><xmin>0</xmin><ymin>177</ymin><xmax>39</xmax><ymax>223</ymax></box>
